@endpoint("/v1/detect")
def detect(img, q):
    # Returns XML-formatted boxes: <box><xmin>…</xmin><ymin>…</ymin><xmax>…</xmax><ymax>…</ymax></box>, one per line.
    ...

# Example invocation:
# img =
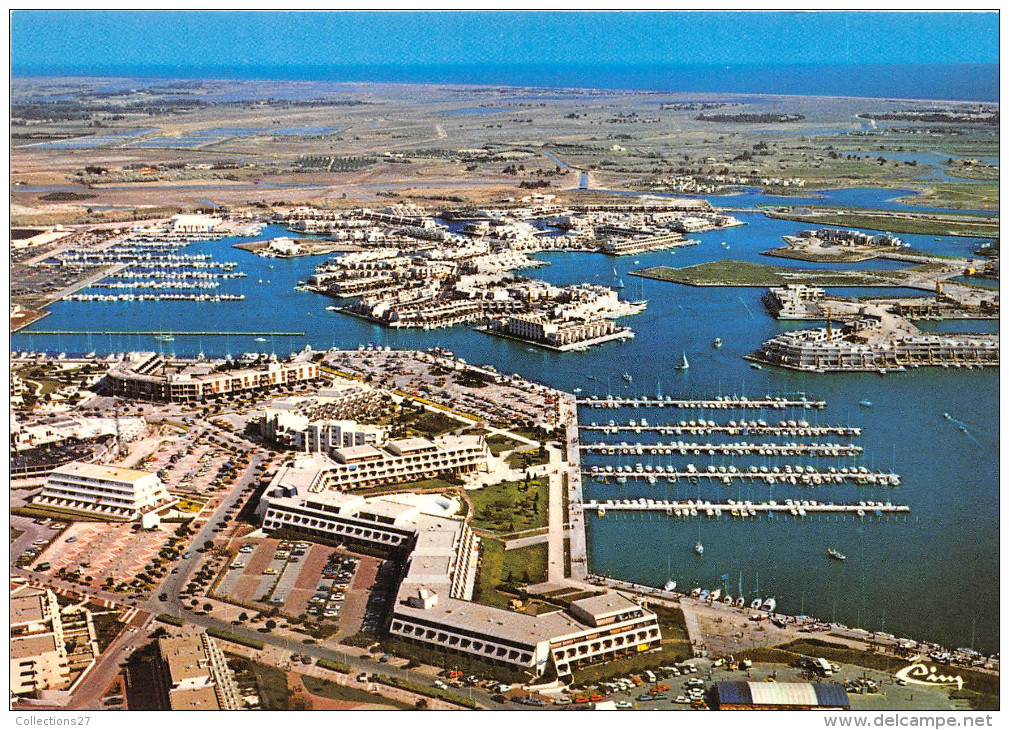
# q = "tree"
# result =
<box><xmin>203</xmin><ymin>602</ymin><xmax>213</xmax><ymax>612</ymax></box>
<box><xmin>265</xmin><ymin>619</ymin><xmax>277</xmax><ymax>630</ymax></box>
<box><xmin>238</xmin><ymin>612</ymin><xmax>248</xmax><ymax>622</ymax></box>
<box><xmin>414</xmin><ymin>699</ymin><xmax>429</xmax><ymax>710</ymax></box>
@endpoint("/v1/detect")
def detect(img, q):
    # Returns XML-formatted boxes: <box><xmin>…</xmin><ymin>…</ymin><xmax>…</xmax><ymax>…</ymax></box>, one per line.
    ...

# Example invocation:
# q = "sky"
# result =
<box><xmin>10</xmin><ymin>11</ymin><xmax>1000</xmax><ymax>76</ymax></box>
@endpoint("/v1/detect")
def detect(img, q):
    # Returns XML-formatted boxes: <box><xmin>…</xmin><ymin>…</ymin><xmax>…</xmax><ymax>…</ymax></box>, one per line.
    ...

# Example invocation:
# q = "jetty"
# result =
<box><xmin>581</xmin><ymin>422</ymin><xmax>861</xmax><ymax>437</ymax></box>
<box><xmin>581</xmin><ymin>441</ymin><xmax>863</xmax><ymax>457</ymax></box>
<box><xmin>577</xmin><ymin>395</ymin><xmax>826</xmax><ymax>409</ymax></box>
<box><xmin>585</xmin><ymin>464</ymin><xmax>900</xmax><ymax>486</ymax></box>
<box><xmin>588</xmin><ymin>498</ymin><xmax>909</xmax><ymax>517</ymax></box>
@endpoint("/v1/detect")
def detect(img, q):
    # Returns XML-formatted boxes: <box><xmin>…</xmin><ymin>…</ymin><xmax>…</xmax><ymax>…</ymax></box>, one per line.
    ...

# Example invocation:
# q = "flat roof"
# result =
<box><xmin>387</xmin><ymin>437</ymin><xmax>436</xmax><ymax>454</ymax></box>
<box><xmin>569</xmin><ymin>592</ymin><xmax>641</xmax><ymax>619</ymax></box>
<box><xmin>11</xmin><ymin>588</ymin><xmax>48</xmax><ymax>625</ymax></box>
<box><xmin>272</xmin><ymin>454</ymin><xmax>335</xmax><ymax>494</ymax></box>
<box><xmin>333</xmin><ymin>444</ymin><xmax>385</xmax><ymax>463</ymax></box>
<box><xmin>11</xmin><ymin>632</ymin><xmax>59</xmax><ymax>660</ymax></box>
<box><xmin>358</xmin><ymin>499</ymin><xmax>420</xmax><ymax>523</ymax></box>
<box><xmin>169</xmin><ymin>686</ymin><xmax>221</xmax><ymax>711</ymax></box>
<box><xmin>394</xmin><ymin>595</ymin><xmax>589</xmax><ymax>648</ymax></box>
<box><xmin>52</xmin><ymin>461</ymin><xmax>153</xmax><ymax>484</ymax></box>
<box><xmin>159</xmin><ymin>636</ymin><xmax>212</xmax><ymax>683</ymax></box>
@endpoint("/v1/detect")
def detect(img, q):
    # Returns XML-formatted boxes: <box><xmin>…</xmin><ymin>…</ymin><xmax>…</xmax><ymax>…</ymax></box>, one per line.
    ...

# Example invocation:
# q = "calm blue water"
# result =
<box><xmin>586</xmin><ymin>186</ymin><xmax>1000</xmax><ymax>217</ymax></box>
<box><xmin>13</xmin><ymin>63</ymin><xmax>999</xmax><ymax>101</ymax></box>
<box><xmin>14</xmin><ymin>201</ymin><xmax>1000</xmax><ymax>652</ymax></box>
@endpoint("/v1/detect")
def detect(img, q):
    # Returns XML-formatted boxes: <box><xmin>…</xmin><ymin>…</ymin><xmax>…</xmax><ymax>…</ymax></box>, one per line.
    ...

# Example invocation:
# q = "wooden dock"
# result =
<box><xmin>585</xmin><ymin>465</ymin><xmax>899</xmax><ymax>486</ymax></box>
<box><xmin>588</xmin><ymin>499</ymin><xmax>910</xmax><ymax>516</ymax></box>
<box><xmin>578</xmin><ymin>396</ymin><xmax>826</xmax><ymax>410</ymax></box>
<box><xmin>581</xmin><ymin>441</ymin><xmax>863</xmax><ymax>457</ymax></box>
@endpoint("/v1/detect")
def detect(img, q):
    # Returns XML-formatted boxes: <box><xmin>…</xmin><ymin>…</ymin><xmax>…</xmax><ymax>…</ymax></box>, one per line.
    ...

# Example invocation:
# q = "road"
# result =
<box><xmin>13</xmin><ymin>417</ymin><xmax>544</xmax><ymax>711</ymax></box>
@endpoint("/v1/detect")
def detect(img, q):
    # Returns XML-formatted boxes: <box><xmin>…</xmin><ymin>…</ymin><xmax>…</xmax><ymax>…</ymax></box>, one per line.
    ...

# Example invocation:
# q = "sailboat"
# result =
<box><xmin>676</xmin><ymin>352</ymin><xmax>690</xmax><ymax>370</ymax></box>
<box><xmin>663</xmin><ymin>555</ymin><xmax>676</xmax><ymax>592</ymax></box>
<box><xmin>713</xmin><ymin>338</ymin><xmax>722</xmax><ymax>349</ymax></box>
<box><xmin>750</xmin><ymin>572</ymin><xmax>763</xmax><ymax>609</ymax></box>
<box><xmin>694</xmin><ymin>541</ymin><xmax>704</xmax><ymax>556</ymax></box>
<box><xmin>612</xmin><ymin>267</ymin><xmax>625</xmax><ymax>289</ymax></box>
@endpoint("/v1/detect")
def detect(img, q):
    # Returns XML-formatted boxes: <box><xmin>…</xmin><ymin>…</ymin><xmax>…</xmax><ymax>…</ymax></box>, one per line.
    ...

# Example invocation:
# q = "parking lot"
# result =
<box><xmin>35</xmin><ymin>521</ymin><xmax>175</xmax><ymax>590</ymax></box>
<box><xmin>12</xmin><ymin>515</ymin><xmax>66</xmax><ymax>568</ymax></box>
<box><xmin>213</xmin><ymin>537</ymin><xmax>374</xmax><ymax>632</ymax></box>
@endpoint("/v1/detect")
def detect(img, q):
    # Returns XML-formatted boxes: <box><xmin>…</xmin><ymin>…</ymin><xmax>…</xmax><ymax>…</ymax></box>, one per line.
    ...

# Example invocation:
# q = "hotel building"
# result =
<box><xmin>105</xmin><ymin>353</ymin><xmax>320</xmax><ymax>402</ymax></box>
<box><xmin>258</xmin><ymin>478</ymin><xmax>661</xmax><ymax>680</ymax></box>
<box><xmin>34</xmin><ymin>461</ymin><xmax>176</xmax><ymax>521</ymax></box>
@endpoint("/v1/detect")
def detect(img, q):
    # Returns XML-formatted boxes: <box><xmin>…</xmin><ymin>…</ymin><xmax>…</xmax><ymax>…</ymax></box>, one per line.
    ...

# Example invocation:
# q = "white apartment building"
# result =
<box><xmin>34</xmin><ymin>462</ymin><xmax>176</xmax><ymax>520</ymax></box>
<box><xmin>275</xmin><ymin>434</ymin><xmax>488</xmax><ymax>491</ymax></box>
<box><xmin>106</xmin><ymin>353</ymin><xmax>320</xmax><ymax>402</ymax></box>
<box><xmin>10</xmin><ymin>582</ymin><xmax>70</xmax><ymax>695</ymax></box>
<box><xmin>156</xmin><ymin>633</ymin><xmax>241</xmax><ymax>711</ymax></box>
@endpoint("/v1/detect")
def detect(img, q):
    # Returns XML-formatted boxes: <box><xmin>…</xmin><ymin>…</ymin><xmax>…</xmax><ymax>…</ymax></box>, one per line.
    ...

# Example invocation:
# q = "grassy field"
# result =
<box><xmin>762</xmin><ymin>247</ymin><xmax>876</xmax><ymax>263</ymax></box>
<box><xmin>506</xmin><ymin>447</ymin><xmax>550</xmax><ymax>469</ymax></box>
<box><xmin>899</xmin><ymin>183</ymin><xmax>999</xmax><ymax>212</ymax></box>
<box><xmin>473</xmin><ymin>538</ymin><xmax>548</xmax><ymax>608</ymax></box>
<box><xmin>12</xmin><ymin>504</ymin><xmax>111</xmax><ymax>523</ymax></box>
<box><xmin>767</xmin><ymin>211</ymin><xmax>1000</xmax><ymax>239</ymax></box>
<box><xmin>91</xmin><ymin>612</ymin><xmax>126</xmax><ymax>653</ymax></box>
<box><xmin>470</xmin><ymin>478</ymin><xmax>548</xmax><ymax>535</ymax></box>
<box><xmin>229</xmin><ymin>656</ymin><xmax>291</xmax><ymax>710</ymax></box>
<box><xmin>301</xmin><ymin>675</ymin><xmax>410</xmax><ymax>709</ymax></box>
<box><xmin>485</xmin><ymin>433</ymin><xmax>524</xmax><ymax>456</ymax></box>
<box><xmin>633</xmin><ymin>260</ymin><xmax>892</xmax><ymax>287</ymax></box>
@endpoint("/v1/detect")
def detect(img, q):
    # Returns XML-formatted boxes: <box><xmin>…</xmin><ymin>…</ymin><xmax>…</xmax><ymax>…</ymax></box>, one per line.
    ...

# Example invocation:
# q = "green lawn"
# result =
<box><xmin>506</xmin><ymin>448</ymin><xmax>550</xmax><ymax>470</ymax></box>
<box><xmin>228</xmin><ymin>655</ymin><xmax>291</xmax><ymax>710</ymax></box>
<box><xmin>91</xmin><ymin>612</ymin><xmax>126</xmax><ymax>652</ymax></box>
<box><xmin>301</xmin><ymin>675</ymin><xmax>410</xmax><ymax>709</ymax></box>
<box><xmin>473</xmin><ymin>538</ymin><xmax>548</xmax><ymax>608</ymax></box>
<box><xmin>766</xmin><ymin>211</ymin><xmax>999</xmax><ymax>239</ymax></box>
<box><xmin>470</xmin><ymin>478</ymin><xmax>548</xmax><ymax>535</ymax></box>
<box><xmin>632</xmin><ymin>260</ymin><xmax>892</xmax><ymax>288</ymax></box>
<box><xmin>486</xmin><ymin>433</ymin><xmax>523</xmax><ymax>456</ymax></box>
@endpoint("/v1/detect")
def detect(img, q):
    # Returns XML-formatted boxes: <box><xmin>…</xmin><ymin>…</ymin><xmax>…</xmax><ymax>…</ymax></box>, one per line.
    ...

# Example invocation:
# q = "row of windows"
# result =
<box><xmin>390</xmin><ymin>621</ymin><xmax>535</xmax><ymax>665</ymax></box>
<box><xmin>552</xmin><ymin>627</ymin><xmax>659</xmax><ymax>659</ymax></box>
<box><xmin>264</xmin><ymin>511</ymin><xmax>408</xmax><ymax>545</ymax></box>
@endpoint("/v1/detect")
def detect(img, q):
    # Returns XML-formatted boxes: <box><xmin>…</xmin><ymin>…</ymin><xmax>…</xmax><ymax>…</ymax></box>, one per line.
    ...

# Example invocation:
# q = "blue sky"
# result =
<box><xmin>11</xmin><ymin>11</ymin><xmax>999</xmax><ymax>74</ymax></box>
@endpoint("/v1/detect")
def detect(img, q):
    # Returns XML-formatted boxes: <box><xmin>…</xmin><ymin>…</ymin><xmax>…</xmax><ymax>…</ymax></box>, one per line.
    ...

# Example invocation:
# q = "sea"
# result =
<box><xmin>11</xmin><ymin>63</ymin><xmax>999</xmax><ymax>102</ymax></box>
<box><xmin>13</xmin><ymin>185</ymin><xmax>999</xmax><ymax>653</ymax></box>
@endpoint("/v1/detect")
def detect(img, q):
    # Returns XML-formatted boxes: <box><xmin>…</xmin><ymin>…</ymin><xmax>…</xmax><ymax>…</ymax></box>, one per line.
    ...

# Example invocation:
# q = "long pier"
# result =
<box><xmin>582</xmin><ymin>423</ymin><xmax>861</xmax><ymax>437</ymax></box>
<box><xmin>585</xmin><ymin>465</ymin><xmax>900</xmax><ymax>486</ymax></box>
<box><xmin>582</xmin><ymin>441</ymin><xmax>863</xmax><ymax>457</ymax></box>
<box><xmin>577</xmin><ymin>396</ymin><xmax>826</xmax><ymax>410</ymax></box>
<box><xmin>587</xmin><ymin>499</ymin><xmax>909</xmax><ymax>516</ymax></box>
<box><xmin>26</xmin><ymin>331</ymin><xmax>306</xmax><ymax>337</ymax></box>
